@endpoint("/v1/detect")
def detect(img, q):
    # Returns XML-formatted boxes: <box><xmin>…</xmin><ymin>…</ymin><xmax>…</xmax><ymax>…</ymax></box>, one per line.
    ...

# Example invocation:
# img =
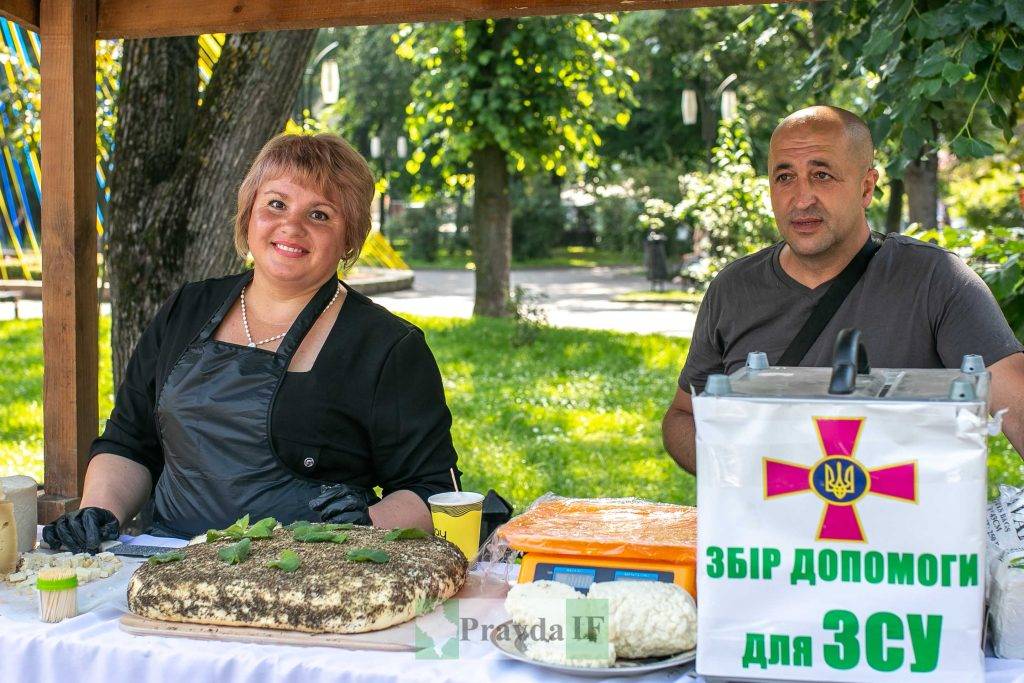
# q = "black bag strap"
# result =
<box><xmin>776</xmin><ymin>233</ymin><xmax>883</xmax><ymax>367</ymax></box>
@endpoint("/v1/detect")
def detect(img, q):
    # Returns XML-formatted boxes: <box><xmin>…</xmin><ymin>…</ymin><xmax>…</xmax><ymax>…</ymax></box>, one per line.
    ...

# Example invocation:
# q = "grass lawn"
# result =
<box><xmin>1</xmin><ymin>315</ymin><xmax>1021</xmax><ymax>513</ymax></box>
<box><xmin>399</xmin><ymin>245</ymin><xmax>640</xmax><ymax>271</ymax></box>
<box><xmin>0</xmin><ymin>315</ymin><xmax>694</xmax><ymax>513</ymax></box>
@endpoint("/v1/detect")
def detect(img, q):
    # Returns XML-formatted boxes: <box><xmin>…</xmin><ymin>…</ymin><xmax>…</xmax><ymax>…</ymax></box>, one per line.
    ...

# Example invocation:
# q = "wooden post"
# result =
<box><xmin>38</xmin><ymin>0</ymin><xmax>98</xmax><ymax>523</ymax></box>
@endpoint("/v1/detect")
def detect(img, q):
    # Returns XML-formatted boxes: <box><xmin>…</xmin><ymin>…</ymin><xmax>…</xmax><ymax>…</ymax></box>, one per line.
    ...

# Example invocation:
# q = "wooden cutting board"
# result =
<box><xmin>118</xmin><ymin>569</ymin><xmax>511</xmax><ymax>651</ymax></box>
<box><xmin>119</xmin><ymin>612</ymin><xmax>419</xmax><ymax>651</ymax></box>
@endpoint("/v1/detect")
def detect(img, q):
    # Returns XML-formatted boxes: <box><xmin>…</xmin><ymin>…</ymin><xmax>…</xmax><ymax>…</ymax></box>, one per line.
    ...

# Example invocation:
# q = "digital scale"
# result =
<box><xmin>518</xmin><ymin>552</ymin><xmax>695</xmax><ymax>595</ymax></box>
<box><xmin>497</xmin><ymin>497</ymin><xmax>697</xmax><ymax>597</ymax></box>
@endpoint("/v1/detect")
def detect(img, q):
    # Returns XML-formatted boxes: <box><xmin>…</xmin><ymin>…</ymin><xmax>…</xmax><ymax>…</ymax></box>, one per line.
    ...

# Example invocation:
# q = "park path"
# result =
<box><xmin>373</xmin><ymin>266</ymin><xmax>697</xmax><ymax>338</ymax></box>
<box><xmin>0</xmin><ymin>267</ymin><xmax>698</xmax><ymax>338</ymax></box>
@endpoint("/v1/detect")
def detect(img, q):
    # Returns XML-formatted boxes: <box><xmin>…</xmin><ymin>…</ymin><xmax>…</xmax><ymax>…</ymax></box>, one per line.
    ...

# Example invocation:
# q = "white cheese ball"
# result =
<box><xmin>505</xmin><ymin>580</ymin><xmax>580</xmax><ymax>629</ymax></box>
<box><xmin>587</xmin><ymin>581</ymin><xmax>696</xmax><ymax>658</ymax></box>
<box><xmin>524</xmin><ymin>637</ymin><xmax>616</xmax><ymax>668</ymax></box>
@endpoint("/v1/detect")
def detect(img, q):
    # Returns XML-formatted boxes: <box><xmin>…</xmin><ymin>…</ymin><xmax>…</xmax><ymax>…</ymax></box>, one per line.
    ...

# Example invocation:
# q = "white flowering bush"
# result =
<box><xmin>675</xmin><ymin>117</ymin><xmax>777</xmax><ymax>282</ymax></box>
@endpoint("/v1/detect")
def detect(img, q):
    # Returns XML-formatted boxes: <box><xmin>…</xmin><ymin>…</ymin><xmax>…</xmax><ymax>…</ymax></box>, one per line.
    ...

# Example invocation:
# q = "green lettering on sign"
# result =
<box><xmin>763</xmin><ymin>547</ymin><xmax>782</xmax><ymax>580</ymax></box>
<box><xmin>791</xmin><ymin>549</ymin><xmax>816</xmax><ymax>585</ymax></box>
<box><xmin>728</xmin><ymin>546</ymin><xmax>748</xmax><ymax>579</ymax></box>
<box><xmin>793</xmin><ymin>636</ymin><xmax>813</xmax><ymax>666</ymax></box>
<box><xmin>768</xmin><ymin>634</ymin><xmax>790</xmax><ymax>666</ymax></box>
<box><xmin>886</xmin><ymin>553</ymin><xmax>914</xmax><ymax>585</ymax></box>
<box><xmin>742</xmin><ymin>633</ymin><xmax>768</xmax><ymax>669</ymax></box>
<box><xmin>865</xmin><ymin>612</ymin><xmax>905</xmax><ymax>672</ymax></box>
<box><xmin>908</xmin><ymin>614</ymin><xmax>943</xmax><ymax>673</ymax></box>
<box><xmin>823</xmin><ymin>610</ymin><xmax>860</xmax><ymax>670</ymax></box>
<box><xmin>960</xmin><ymin>554</ymin><xmax>979</xmax><ymax>587</ymax></box>
<box><xmin>706</xmin><ymin>546</ymin><xmax>724</xmax><ymax>579</ymax></box>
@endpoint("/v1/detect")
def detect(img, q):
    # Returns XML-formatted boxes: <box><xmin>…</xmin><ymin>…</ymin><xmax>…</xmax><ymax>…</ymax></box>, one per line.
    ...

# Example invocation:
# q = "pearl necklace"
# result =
<box><xmin>240</xmin><ymin>283</ymin><xmax>342</xmax><ymax>348</ymax></box>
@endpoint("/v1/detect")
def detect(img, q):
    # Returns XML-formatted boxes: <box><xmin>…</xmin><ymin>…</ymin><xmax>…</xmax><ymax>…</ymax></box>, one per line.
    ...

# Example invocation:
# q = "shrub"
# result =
<box><xmin>512</xmin><ymin>175</ymin><xmax>565</xmax><ymax>261</ymax></box>
<box><xmin>593</xmin><ymin>180</ymin><xmax>645</xmax><ymax>256</ymax></box>
<box><xmin>945</xmin><ymin>155</ymin><xmax>1023</xmax><ymax>230</ymax></box>
<box><xmin>393</xmin><ymin>202</ymin><xmax>442</xmax><ymax>262</ymax></box>
<box><xmin>674</xmin><ymin>117</ymin><xmax>776</xmax><ymax>282</ymax></box>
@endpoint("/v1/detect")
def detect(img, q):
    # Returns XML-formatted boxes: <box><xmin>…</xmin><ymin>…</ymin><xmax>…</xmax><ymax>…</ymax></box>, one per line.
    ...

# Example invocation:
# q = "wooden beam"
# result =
<box><xmin>39</xmin><ymin>0</ymin><xmax>97</xmax><ymax>523</ymax></box>
<box><xmin>0</xmin><ymin>0</ymin><xmax>39</xmax><ymax>32</ymax></box>
<box><xmin>97</xmin><ymin>0</ymin><xmax>769</xmax><ymax>39</ymax></box>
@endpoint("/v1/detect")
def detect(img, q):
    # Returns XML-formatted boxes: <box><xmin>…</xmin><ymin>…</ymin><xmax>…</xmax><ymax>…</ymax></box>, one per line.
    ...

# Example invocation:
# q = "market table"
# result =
<box><xmin>2</xmin><ymin>535</ymin><xmax>1024</xmax><ymax>683</ymax></box>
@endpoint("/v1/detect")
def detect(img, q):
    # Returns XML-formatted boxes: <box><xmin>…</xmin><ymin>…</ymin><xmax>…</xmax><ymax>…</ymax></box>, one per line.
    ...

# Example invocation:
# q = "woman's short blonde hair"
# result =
<box><xmin>235</xmin><ymin>133</ymin><xmax>375</xmax><ymax>269</ymax></box>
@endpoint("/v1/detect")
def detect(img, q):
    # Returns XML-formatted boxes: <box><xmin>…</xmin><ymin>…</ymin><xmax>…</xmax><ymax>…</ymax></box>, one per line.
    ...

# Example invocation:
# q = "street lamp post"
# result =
<box><xmin>370</xmin><ymin>135</ymin><xmax>409</xmax><ymax>237</ymax></box>
<box><xmin>301</xmin><ymin>40</ymin><xmax>340</xmax><ymax>119</ymax></box>
<box><xmin>681</xmin><ymin>73</ymin><xmax>738</xmax><ymax>127</ymax></box>
<box><xmin>682</xmin><ymin>73</ymin><xmax>738</xmax><ymax>166</ymax></box>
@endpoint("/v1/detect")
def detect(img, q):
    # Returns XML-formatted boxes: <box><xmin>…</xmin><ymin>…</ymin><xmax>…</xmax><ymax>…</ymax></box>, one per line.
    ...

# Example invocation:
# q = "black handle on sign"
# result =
<box><xmin>828</xmin><ymin>328</ymin><xmax>870</xmax><ymax>395</ymax></box>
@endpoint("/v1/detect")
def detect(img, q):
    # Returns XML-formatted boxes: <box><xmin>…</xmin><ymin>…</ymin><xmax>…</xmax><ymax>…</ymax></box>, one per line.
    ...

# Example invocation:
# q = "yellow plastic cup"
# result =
<box><xmin>429</xmin><ymin>491</ymin><xmax>484</xmax><ymax>560</ymax></box>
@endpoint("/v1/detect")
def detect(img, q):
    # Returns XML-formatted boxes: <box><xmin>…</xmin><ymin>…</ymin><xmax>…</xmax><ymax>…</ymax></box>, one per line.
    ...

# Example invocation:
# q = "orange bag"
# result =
<box><xmin>497</xmin><ymin>496</ymin><xmax>697</xmax><ymax>564</ymax></box>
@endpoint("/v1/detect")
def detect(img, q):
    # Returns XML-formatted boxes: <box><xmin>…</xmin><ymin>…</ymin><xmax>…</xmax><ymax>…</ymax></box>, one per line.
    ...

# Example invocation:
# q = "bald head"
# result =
<box><xmin>767</xmin><ymin>105</ymin><xmax>880</xmax><ymax>263</ymax></box>
<box><xmin>771</xmin><ymin>106</ymin><xmax>874</xmax><ymax>169</ymax></box>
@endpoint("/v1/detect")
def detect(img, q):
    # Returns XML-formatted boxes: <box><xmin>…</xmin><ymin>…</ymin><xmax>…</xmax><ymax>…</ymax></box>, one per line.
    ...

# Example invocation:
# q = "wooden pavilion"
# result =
<box><xmin>0</xmin><ymin>0</ymin><xmax>756</xmax><ymax>521</ymax></box>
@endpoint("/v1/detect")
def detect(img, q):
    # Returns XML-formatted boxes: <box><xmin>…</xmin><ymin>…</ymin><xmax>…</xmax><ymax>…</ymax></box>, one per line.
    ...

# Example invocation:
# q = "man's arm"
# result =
<box><xmin>990</xmin><ymin>352</ymin><xmax>1024</xmax><ymax>457</ymax></box>
<box><xmin>662</xmin><ymin>388</ymin><xmax>697</xmax><ymax>475</ymax></box>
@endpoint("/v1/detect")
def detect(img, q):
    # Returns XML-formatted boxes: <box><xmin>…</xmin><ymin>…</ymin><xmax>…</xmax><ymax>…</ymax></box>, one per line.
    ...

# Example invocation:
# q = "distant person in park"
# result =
<box><xmin>662</xmin><ymin>105</ymin><xmax>1024</xmax><ymax>474</ymax></box>
<box><xmin>44</xmin><ymin>133</ymin><xmax>460</xmax><ymax>552</ymax></box>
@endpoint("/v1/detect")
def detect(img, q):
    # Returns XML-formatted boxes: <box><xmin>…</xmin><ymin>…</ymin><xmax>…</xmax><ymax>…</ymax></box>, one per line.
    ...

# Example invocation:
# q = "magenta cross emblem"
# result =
<box><xmin>763</xmin><ymin>417</ymin><xmax>917</xmax><ymax>542</ymax></box>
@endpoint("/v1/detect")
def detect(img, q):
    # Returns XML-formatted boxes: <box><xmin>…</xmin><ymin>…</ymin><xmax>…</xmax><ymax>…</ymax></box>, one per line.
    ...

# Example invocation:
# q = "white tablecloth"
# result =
<box><xmin>2</xmin><ymin>540</ymin><xmax>1024</xmax><ymax>683</ymax></box>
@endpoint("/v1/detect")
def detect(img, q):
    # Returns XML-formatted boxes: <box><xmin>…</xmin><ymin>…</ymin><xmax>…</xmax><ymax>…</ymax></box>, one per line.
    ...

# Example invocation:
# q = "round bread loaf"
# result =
<box><xmin>128</xmin><ymin>525</ymin><xmax>467</xmax><ymax>634</ymax></box>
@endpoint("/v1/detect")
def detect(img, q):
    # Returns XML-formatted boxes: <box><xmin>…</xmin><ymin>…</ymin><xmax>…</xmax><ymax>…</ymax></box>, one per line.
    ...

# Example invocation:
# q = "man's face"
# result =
<box><xmin>768</xmin><ymin>123</ymin><xmax>878</xmax><ymax>258</ymax></box>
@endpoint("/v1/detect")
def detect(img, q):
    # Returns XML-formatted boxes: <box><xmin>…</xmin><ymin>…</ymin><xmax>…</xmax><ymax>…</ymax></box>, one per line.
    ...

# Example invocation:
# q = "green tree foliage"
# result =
<box><xmin>601</xmin><ymin>8</ymin><xmax>816</xmax><ymax>170</ymax></box>
<box><xmin>314</xmin><ymin>26</ymin><xmax>420</xmax><ymax>198</ymax></box>
<box><xmin>801</xmin><ymin>0</ymin><xmax>1024</xmax><ymax>172</ymax></box>
<box><xmin>675</xmin><ymin>117</ymin><xmax>775</xmax><ymax>281</ymax></box>
<box><xmin>945</xmin><ymin>149</ymin><xmax>1024</xmax><ymax>229</ymax></box>
<box><xmin>908</xmin><ymin>226</ymin><xmax>1024</xmax><ymax>338</ymax></box>
<box><xmin>395</xmin><ymin>17</ymin><xmax>636</xmax><ymax>314</ymax></box>
<box><xmin>396</xmin><ymin>17</ymin><xmax>635</xmax><ymax>182</ymax></box>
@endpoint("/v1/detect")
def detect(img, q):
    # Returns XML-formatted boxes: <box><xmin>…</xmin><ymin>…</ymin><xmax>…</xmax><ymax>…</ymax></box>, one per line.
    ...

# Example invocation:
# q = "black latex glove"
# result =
<box><xmin>309</xmin><ymin>484</ymin><xmax>376</xmax><ymax>526</ymax></box>
<box><xmin>42</xmin><ymin>507</ymin><xmax>120</xmax><ymax>554</ymax></box>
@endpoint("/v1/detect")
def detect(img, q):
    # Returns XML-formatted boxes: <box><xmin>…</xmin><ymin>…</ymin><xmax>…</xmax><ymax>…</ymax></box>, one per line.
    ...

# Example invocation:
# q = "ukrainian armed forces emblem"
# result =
<box><xmin>763</xmin><ymin>418</ymin><xmax>917</xmax><ymax>542</ymax></box>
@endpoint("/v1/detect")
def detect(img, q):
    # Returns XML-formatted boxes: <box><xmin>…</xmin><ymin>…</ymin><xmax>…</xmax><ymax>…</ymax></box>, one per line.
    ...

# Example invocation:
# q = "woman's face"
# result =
<box><xmin>247</xmin><ymin>171</ymin><xmax>347</xmax><ymax>291</ymax></box>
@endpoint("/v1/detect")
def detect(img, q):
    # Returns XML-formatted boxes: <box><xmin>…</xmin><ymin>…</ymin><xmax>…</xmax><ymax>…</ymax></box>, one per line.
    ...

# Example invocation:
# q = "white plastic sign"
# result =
<box><xmin>694</xmin><ymin>397</ymin><xmax>986</xmax><ymax>682</ymax></box>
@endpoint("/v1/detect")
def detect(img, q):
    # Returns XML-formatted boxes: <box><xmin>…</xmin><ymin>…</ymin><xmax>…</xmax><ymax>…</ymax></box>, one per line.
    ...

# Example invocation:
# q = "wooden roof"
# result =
<box><xmin>6</xmin><ymin>0</ymin><xmax>771</xmax><ymax>39</ymax></box>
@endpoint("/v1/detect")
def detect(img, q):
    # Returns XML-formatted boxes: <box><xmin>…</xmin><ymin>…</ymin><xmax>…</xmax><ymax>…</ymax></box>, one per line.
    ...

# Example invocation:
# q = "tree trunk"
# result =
<box><xmin>904</xmin><ymin>149</ymin><xmax>938</xmax><ymax>230</ymax></box>
<box><xmin>467</xmin><ymin>18</ymin><xmax>514</xmax><ymax>318</ymax></box>
<box><xmin>107</xmin><ymin>30</ymin><xmax>317</xmax><ymax>385</ymax></box>
<box><xmin>884</xmin><ymin>177</ymin><xmax>904</xmax><ymax>234</ymax></box>
<box><xmin>471</xmin><ymin>143</ymin><xmax>512</xmax><ymax>317</ymax></box>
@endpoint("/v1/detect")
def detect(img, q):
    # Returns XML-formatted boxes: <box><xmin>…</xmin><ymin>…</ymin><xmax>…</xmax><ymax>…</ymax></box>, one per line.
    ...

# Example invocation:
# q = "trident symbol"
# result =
<box><xmin>823</xmin><ymin>461</ymin><xmax>855</xmax><ymax>500</ymax></box>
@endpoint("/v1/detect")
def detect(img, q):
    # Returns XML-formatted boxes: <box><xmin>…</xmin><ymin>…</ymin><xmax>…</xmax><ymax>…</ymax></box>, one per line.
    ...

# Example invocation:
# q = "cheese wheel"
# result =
<box><xmin>0</xmin><ymin>501</ymin><xmax>17</xmax><ymax>575</ymax></box>
<box><xmin>1</xmin><ymin>476</ymin><xmax>37</xmax><ymax>552</ymax></box>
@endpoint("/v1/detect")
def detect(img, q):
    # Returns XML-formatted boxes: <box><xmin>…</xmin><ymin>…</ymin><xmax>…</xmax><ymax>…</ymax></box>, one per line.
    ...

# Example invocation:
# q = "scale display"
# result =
<box><xmin>536</xmin><ymin>562</ymin><xmax>674</xmax><ymax>594</ymax></box>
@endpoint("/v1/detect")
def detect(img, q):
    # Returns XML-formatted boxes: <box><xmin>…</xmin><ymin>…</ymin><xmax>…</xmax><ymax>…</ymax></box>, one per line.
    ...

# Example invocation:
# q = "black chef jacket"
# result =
<box><xmin>91</xmin><ymin>272</ymin><xmax>461</xmax><ymax>505</ymax></box>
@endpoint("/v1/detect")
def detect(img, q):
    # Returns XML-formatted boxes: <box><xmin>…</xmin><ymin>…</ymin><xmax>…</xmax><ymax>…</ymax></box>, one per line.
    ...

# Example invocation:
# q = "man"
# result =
<box><xmin>662</xmin><ymin>105</ymin><xmax>1024</xmax><ymax>474</ymax></box>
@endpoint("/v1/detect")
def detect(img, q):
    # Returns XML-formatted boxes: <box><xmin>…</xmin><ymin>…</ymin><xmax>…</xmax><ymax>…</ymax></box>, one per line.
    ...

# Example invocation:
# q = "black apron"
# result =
<box><xmin>152</xmin><ymin>271</ymin><xmax>340</xmax><ymax>538</ymax></box>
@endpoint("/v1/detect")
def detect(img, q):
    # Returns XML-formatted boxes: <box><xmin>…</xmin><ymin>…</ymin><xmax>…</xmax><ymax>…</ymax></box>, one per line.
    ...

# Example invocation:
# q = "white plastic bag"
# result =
<box><xmin>987</xmin><ymin>484</ymin><xmax>1024</xmax><ymax>580</ymax></box>
<box><xmin>991</xmin><ymin>550</ymin><xmax>1024</xmax><ymax>658</ymax></box>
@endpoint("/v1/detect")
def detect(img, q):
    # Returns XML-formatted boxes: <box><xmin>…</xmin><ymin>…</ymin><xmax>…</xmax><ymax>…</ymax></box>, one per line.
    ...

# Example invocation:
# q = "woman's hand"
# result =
<box><xmin>42</xmin><ymin>507</ymin><xmax>120</xmax><ymax>554</ymax></box>
<box><xmin>309</xmin><ymin>483</ymin><xmax>375</xmax><ymax>525</ymax></box>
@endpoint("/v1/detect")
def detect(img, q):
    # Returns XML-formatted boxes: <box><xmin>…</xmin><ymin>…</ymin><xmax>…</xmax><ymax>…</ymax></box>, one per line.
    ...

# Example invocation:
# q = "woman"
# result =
<box><xmin>44</xmin><ymin>133</ymin><xmax>460</xmax><ymax>552</ymax></box>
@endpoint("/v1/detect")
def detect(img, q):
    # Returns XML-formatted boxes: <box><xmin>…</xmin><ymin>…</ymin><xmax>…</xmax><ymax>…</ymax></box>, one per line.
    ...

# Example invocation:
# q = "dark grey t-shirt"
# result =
<box><xmin>679</xmin><ymin>232</ymin><xmax>1024</xmax><ymax>394</ymax></box>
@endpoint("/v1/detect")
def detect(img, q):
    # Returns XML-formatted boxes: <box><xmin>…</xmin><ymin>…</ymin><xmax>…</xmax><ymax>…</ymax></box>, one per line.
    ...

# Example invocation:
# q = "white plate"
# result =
<box><xmin>489</xmin><ymin>619</ymin><xmax>696</xmax><ymax>678</ymax></box>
